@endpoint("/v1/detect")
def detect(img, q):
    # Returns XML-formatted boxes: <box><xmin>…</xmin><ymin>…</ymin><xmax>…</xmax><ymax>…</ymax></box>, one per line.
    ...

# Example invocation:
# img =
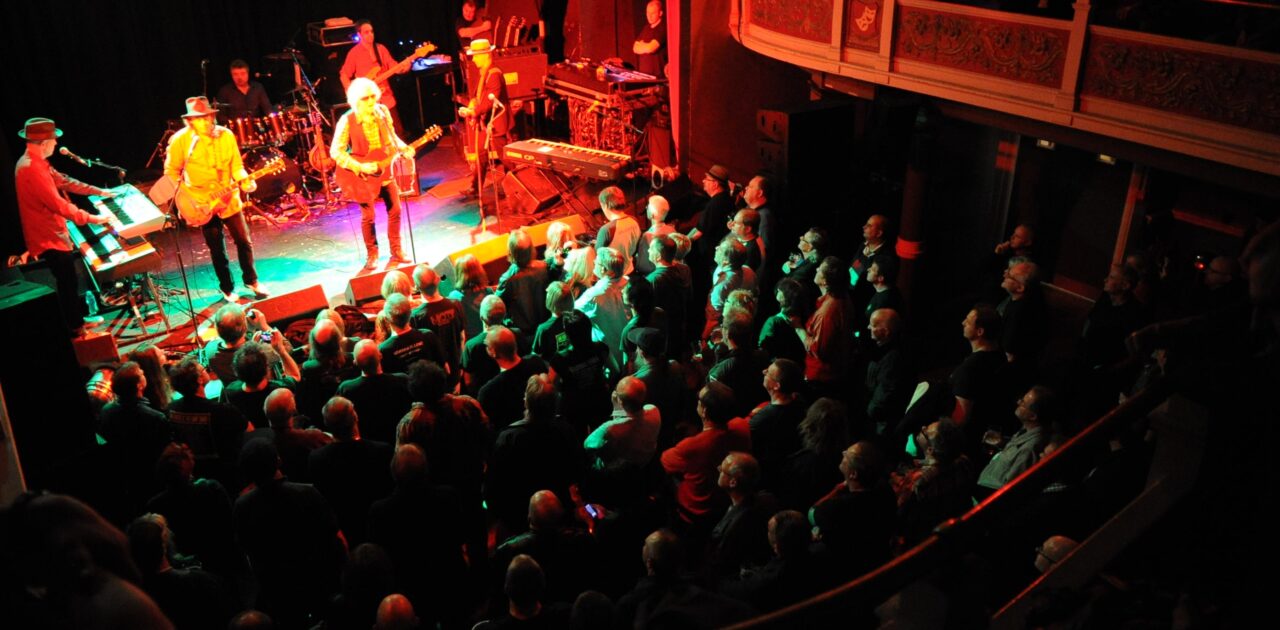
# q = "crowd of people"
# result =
<box><xmin>4</xmin><ymin>164</ymin><xmax>1275</xmax><ymax>629</ymax></box>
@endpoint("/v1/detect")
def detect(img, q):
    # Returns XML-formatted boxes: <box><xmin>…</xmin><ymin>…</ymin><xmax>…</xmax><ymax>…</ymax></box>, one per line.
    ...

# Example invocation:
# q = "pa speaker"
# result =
<box><xmin>502</xmin><ymin>167</ymin><xmax>561</xmax><ymax>216</ymax></box>
<box><xmin>251</xmin><ymin>284</ymin><xmax>329</xmax><ymax>328</ymax></box>
<box><xmin>345</xmin><ymin>265</ymin><xmax>419</xmax><ymax>307</ymax></box>
<box><xmin>0</xmin><ymin>280</ymin><xmax>96</xmax><ymax>487</ymax></box>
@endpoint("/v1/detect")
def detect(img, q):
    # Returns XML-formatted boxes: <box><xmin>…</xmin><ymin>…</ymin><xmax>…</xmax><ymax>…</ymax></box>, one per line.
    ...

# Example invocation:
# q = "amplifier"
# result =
<box><xmin>308</xmin><ymin>21</ymin><xmax>358</xmax><ymax>48</ymax></box>
<box><xmin>463</xmin><ymin>51</ymin><xmax>548</xmax><ymax>101</ymax></box>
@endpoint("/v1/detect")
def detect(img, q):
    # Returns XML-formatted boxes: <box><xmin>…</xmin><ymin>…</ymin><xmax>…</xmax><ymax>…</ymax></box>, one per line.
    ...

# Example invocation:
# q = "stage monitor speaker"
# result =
<box><xmin>0</xmin><ymin>280</ymin><xmax>97</xmax><ymax>488</ymax></box>
<box><xmin>73</xmin><ymin>332</ymin><xmax>120</xmax><ymax>367</ymax></box>
<box><xmin>502</xmin><ymin>167</ymin><xmax>561</xmax><ymax>216</ymax></box>
<box><xmin>251</xmin><ymin>284</ymin><xmax>329</xmax><ymax>328</ymax></box>
<box><xmin>345</xmin><ymin>266</ymin><xmax>419</xmax><ymax>307</ymax></box>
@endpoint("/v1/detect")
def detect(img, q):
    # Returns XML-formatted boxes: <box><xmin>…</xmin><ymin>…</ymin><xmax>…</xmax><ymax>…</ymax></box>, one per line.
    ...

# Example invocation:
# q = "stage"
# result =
<box><xmin>91</xmin><ymin>133</ymin><xmax>599</xmax><ymax>357</ymax></box>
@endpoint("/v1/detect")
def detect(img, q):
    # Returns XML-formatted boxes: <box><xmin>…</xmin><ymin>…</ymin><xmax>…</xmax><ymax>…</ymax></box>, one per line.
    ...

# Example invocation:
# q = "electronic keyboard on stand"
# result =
<box><xmin>87</xmin><ymin>184</ymin><xmax>166</xmax><ymax>239</ymax></box>
<box><xmin>503</xmin><ymin>138</ymin><xmax>633</xmax><ymax>181</ymax></box>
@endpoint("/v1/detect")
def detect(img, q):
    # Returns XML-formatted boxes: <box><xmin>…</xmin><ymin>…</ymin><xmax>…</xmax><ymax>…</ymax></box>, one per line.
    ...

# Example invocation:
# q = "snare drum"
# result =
<box><xmin>242</xmin><ymin>146</ymin><xmax>302</xmax><ymax>203</ymax></box>
<box><xmin>259</xmin><ymin>111</ymin><xmax>293</xmax><ymax>146</ymax></box>
<box><xmin>229</xmin><ymin>116</ymin><xmax>264</xmax><ymax>147</ymax></box>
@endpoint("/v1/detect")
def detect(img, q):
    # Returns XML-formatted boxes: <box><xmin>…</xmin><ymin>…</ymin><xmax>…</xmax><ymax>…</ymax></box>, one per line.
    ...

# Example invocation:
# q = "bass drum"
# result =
<box><xmin>242</xmin><ymin>147</ymin><xmax>302</xmax><ymax>203</ymax></box>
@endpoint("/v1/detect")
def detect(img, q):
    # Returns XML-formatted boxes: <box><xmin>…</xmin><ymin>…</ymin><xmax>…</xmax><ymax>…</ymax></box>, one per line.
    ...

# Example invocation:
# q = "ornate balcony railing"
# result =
<box><xmin>732</xmin><ymin>0</ymin><xmax>1280</xmax><ymax>175</ymax></box>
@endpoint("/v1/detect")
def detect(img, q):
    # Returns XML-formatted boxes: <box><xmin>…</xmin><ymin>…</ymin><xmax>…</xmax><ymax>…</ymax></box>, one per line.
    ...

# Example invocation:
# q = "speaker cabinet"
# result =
<box><xmin>250</xmin><ymin>284</ymin><xmax>329</xmax><ymax>328</ymax></box>
<box><xmin>502</xmin><ymin>167</ymin><xmax>563</xmax><ymax>216</ymax></box>
<box><xmin>345</xmin><ymin>266</ymin><xmax>419</xmax><ymax>307</ymax></box>
<box><xmin>462</xmin><ymin>46</ymin><xmax>549</xmax><ymax>100</ymax></box>
<box><xmin>0</xmin><ymin>280</ymin><xmax>97</xmax><ymax>487</ymax></box>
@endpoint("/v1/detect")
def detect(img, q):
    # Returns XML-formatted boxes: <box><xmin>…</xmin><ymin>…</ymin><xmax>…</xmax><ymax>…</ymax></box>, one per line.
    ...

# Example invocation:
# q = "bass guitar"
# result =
<box><xmin>364</xmin><ymin>42</ymin><xmax>437</xmax><ymax>87</ymax></box>
<box><xmin>334</xmin><ymin>125</ymin><xmax>443</xmax><ymax>204</ymax></box>
<box><xmin>173</xmin><ymin>157</ymin><xmax>286</xmax><ymax>227</ymax></box>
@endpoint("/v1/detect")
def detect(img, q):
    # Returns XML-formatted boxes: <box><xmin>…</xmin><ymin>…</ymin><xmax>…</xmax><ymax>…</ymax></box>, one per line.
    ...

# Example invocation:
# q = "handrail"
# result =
<box><xmin>726</xmin><ymin>377</ymin><xmax>1174</xmax><ymax>628</ymax></box>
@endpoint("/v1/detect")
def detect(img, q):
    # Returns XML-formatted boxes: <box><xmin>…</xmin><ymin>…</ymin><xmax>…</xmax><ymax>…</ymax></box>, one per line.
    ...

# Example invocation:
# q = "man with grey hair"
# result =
<box><xmin>462</xmin><ymin>294</ymin><xmax>521</xmax><ymax>395</ymax></box>
<box><xmin>379</xmin><ymin>293</ymin><xmax>448</xmax><ymax>374</ymax></box>
<box><xmin>309</xmin><ymin>396</ymin><xmax>394</xmax><ymax>545</ymax></box>
<box><xmin>999</xmin><ymin>258</ymin><xmax>1050</xmax><ymax>379</ymax></box>
<box><xmin>708</xmin><ymin>451</ymin><xmax>777</xmax><ymax>580</ymax></box>
<box><xmin>576</xmin><ymin>246</ymin><xmax>630</xmax><ymax>374</ymax></box>
<box><xmin>596</xmin><ymin>186</ymin><xmax>641</xmax><ymax>276</ymax></box>
<box><xmin>635</xmin><ymin>194</ymin><xmax>675</xmax><ymax>277</ymax></box>
<box><xmin>336</xmin><ymin>339</ymin><xmax>413</xmax><ymax>444</ymax></box>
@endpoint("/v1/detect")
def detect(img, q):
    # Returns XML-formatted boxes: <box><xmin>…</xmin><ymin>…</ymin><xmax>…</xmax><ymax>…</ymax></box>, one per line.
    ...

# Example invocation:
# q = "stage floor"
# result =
<box><xmin>100</xmin><ymin>135</ymin><xmax>518</xmax><ymax>355</ymax></box>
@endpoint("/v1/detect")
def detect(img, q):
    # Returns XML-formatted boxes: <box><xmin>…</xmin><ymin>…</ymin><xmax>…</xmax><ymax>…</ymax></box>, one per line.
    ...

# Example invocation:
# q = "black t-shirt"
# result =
<box><xmin>215</xmin><ymin>81</ymin><xmax>273</xmax><ymax>118</ymax></box>
<box><xmin>477</xmin><ymin>356</ymin><xmax>550</xmax><ymax>431</ymax></box>
<box><xmin>379</xmin><ymin>328</ymin><xmax>447</xmax><ymax>374</ymax></box>
<box><xmin>455</xmin><ymin>16</ymin><xmax>492</xmax><ymax>48</ymax></box>
<box><xmin>949</xmin><ymin>349</ymin><xmax>1012</xmax><ymax>433</ymax></box>
<box><xmin>635</xmin><ymin>20</ymin><xmax>667</xmax><ymax>76</ymax></box>
<box><xmin>220</xmin><ymin>379</ymin><xmax>295</xmax><ymax>430</ymax></box>
<box><xmin>410</xmin><ymin>298</ymin><xmax>466</xmax><ymax>370</ymax></box>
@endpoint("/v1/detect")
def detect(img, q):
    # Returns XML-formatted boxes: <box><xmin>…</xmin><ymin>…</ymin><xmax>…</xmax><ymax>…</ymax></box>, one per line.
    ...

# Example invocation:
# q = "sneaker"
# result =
<box><xmin>246</xmin><ymin>283</ymin><xmax>270</xmax><ymax>299</ymax></box>
<box><xmin>222</xmin><ymin>291</ymin><xmax>239</xmax><ymax>304</ymax></box>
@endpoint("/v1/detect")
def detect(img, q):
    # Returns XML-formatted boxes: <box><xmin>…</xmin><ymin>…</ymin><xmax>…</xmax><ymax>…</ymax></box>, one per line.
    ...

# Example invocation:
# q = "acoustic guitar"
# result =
<box><xmin>364</xmin><ymin>42</ymin><xmax>437</xmax><ymax>88</ymax></box>
<box><xmin>334</xmin><ymin>125</ymin><xmax>443</xmax><ymax>204</ymax></box>
<box><xmin>174</xmin><ymin>157</ymin><xmax>286</xmax><ymax>227</ymax></box>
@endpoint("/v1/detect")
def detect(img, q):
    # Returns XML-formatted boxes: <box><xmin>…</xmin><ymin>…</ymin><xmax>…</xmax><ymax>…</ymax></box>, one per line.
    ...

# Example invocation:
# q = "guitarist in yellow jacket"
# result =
<box><xmin>331</xmin><ymin>78</ymin><xmax>415</xmax><ymax>270</ymax></box>
<box><xmin>165</xmin><ymin>96</ymin><xmax>268</xmax><ymax>303</ymax></box>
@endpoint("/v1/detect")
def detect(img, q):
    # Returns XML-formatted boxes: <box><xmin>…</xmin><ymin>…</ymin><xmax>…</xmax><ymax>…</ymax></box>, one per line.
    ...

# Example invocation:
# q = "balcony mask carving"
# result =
<box><xmin>894</xmin><ymin>7</ymin><xmax>1069</xmax><ymax>87</ymax></box>
<box><xmin>1083</xmin><ymin>35</ymin><xmax>1280</xmax><ymax>136</ymax></box>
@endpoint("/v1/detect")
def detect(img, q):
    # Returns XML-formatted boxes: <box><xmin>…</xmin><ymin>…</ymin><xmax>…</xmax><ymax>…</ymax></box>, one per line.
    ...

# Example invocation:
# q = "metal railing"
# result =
<box><xmin>727</xmin><ymin>377</ymin><xmax>1202</xmax><ymax>628</ymax></box>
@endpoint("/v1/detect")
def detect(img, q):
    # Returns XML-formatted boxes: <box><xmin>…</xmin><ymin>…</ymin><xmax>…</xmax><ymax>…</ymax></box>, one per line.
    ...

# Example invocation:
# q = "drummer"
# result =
<box><xmin>215</xmin><ymin>59</ymin><xmax>273</xmax><ymax>118</ymax></box>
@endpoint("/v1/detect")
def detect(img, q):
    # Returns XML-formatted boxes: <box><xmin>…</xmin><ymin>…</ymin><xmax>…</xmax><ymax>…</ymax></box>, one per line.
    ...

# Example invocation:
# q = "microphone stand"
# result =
<box><xmin>485</xmin><ymin>99</ymin><xmax>505</xmax><ymax>222</ymax></box>
<box><xmin>289</xmin><ymin>49</ymin><xmax>339</xmax><ymax>211</ymax></box>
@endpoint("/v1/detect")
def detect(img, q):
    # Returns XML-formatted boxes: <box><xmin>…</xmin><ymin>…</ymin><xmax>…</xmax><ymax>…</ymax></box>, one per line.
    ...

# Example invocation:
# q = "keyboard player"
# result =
<box><xmin>14</xmin><ymin>117</ymin><xmax>114</xmax><ymax>337</ymax></box>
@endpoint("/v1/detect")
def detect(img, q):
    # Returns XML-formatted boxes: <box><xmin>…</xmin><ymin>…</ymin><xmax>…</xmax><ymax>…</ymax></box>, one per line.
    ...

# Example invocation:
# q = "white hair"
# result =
<box><xmin>346</xmin><ymin>77</ymin><xmax>382</xmax><ymax>110</ymax></box>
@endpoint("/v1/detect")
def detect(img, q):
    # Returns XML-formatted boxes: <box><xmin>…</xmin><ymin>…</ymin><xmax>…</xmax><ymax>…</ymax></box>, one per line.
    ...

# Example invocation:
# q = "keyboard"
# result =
<box><xmin>89</xmin><ymin>184</ymin><xmax>166</xmax><ymax>239</ymax></box>
<box><xmin>67</xmin><ymin>220</ymin><xmax>160</xmax><ymax>284</ymax></box>
<box><xmin>503</xmin><ymin>138</ymin><xmax>632</xmax><ymax>181</ymax></box>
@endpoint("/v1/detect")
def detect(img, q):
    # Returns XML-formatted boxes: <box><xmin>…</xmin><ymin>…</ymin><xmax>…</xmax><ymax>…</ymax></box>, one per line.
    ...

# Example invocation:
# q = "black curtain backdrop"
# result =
<box><xmin>1</xmin><ymin>1</ymin><xmax>463</xmax><ymax>181</ymax></box>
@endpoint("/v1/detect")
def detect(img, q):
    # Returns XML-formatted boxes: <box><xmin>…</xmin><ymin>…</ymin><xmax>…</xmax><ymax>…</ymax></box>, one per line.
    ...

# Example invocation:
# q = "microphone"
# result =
<box><xmin>59</xmin><ymin>147</ymin><xmax>90</xmax><ymax>167</ymax></box>
<box><xmin>488</xmin><ymin>93</ymin><xmax>505</xmax><ymax>109</ymax></box>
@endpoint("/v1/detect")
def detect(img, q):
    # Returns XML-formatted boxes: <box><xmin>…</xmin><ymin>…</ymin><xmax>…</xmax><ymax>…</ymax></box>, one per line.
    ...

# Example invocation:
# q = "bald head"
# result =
<box><xmin>375</xmin><ymin>594</ymin><xmax>418</xmax><ymax>630</ymax></box>
<box><xmin>528</xmin><ymin>490</ymin><xmax>564</xmax><ymax>530</ymax></box>
<box><xmin>614</xmin><ymin>376</ymin><xmax>647</xmax><ymax>413</ymax></box>
<box><xmin>485</xmin><ymin>326</ymin><xmax>518</xmax><ymax>361</ymax></box>
<box><xmin>264</xmin><ymin>388</ymin><xmax>297</xmax><ymax>429</ymax></box>
<box><xmin>228</xmin><ymin>610</ymin><xmax>274</xmax><ymax>630</ymax></box>
<box><xmin>413</xmin><ymin>264</ymin><xmax>441</xmax><ymax>297</ymax></box>
<box><xmin>480</xmin><ymin>295</ymin><xmax>507</xmax><ymax>326</ymax></box>
<box><xmin>354</xmin><ymin>339</ymin><xmax>382</xmax><ymax>375</ymax></box>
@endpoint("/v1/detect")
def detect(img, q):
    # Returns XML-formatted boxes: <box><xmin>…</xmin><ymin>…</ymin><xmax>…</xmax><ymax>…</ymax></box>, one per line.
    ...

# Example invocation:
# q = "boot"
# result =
<box><xmin>363</xmin><ymin>246</ymin><xmax>379</xmax><ymax>271</ymax></box>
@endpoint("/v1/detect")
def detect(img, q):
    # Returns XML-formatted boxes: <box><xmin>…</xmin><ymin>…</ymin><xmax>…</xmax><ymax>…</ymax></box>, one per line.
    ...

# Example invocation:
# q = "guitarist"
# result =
<box><xmin>164</xmin><ymin>96</ymin><xmax>268</xmax><ymax>303</ymax></box>
<box><xmin>457</xmin><ymin>39</ymin><xmax>511</xmax><ymax>197</ymax></box>
<box><xmin>331</xmin><ymin>78</ymin><xmax>414</xmax><ymax>270</ymax></box>
<box><xmin>340</xmin><ymin>20</ymin><xmax>407</xmax><ymax>137</ymax></box>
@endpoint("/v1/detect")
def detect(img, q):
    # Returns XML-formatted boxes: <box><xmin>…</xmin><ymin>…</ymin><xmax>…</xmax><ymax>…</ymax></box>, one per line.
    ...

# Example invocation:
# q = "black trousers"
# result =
<box><xmin>37</xmin><ymin>248</ymin><xmax>85</xmax><ymax>332</ymax></box>
<box><xmin>202</xmin><ymin>211</ymin><xmax>258</xmax><ymax>295</ymax></box>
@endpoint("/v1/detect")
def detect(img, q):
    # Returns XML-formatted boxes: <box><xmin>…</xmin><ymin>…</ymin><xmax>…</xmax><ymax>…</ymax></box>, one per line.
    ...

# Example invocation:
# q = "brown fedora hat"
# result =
<box><xmin>17</xmin><ymin>117</ymin><xmax>63</xmax><ymax>141</ymax></box>
<box><xmin>181</xmin><ymin>96</ymin><xmax>220</xmax><ymax>118</ymax></box>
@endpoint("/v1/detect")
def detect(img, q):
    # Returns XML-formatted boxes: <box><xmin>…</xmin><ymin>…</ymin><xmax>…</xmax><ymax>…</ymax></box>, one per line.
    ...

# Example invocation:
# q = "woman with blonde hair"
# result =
<box><xmin>447</xmin><ymin>253</ymin><xmax>494</xmax><ymax>339</ymax></box>
<box><xmin>562</xmin><ymin>245</ymin><xmax>598</xmax><ymax>300</ymax></box>
<box><xmin>381</xmin><ymin>269</ymin><xmax>418</xmax><ymax>306</ymax></box>
<box><xmin>544</xmin><ymin>221</ymin><xmax>579</xmax><ymax>282</ymax></box>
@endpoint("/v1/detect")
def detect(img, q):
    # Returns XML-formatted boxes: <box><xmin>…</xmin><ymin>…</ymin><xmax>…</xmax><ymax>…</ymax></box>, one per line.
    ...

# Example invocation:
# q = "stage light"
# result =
<box><xmin>1097</xmin><ymin>154</ymin><xmax>1117</xmax><ymax>165</ymax></box>
<box><xmin>1035</xmin><ymin>139</ymin><xmax>1055</xmax><ymax>150</ymax></box>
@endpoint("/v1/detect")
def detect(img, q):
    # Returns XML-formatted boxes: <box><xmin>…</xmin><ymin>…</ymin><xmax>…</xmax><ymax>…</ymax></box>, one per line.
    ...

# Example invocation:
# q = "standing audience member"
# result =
<box><xmin>126</xmin><ymin>513</ymin><xmax>233</xmax><ymax>630</ymax></box>
<box><xmin>262</xmin><ymin>387</ymin><xmax>333</xmax><ymax>483</ymax></box>
<box><xmin>336</xmin><ymin>339</ymin><xmax>413</xmax><ymax>444</ymax></box>
<box><xmin>448</xmin><ymin>253</ymin><xmax>494</xmax><ymax>340</ymax></box>
<box><xmin>800</xmin><ymin>257</ymin><xmax>856</xmax><ymax>399</ymax></box>
<box><xmin>478</xmin><ymin>326</ymin><xmax>550</xmax><ymax>431</ymax></box>
<box><xmin>379</xmin><ymin>293</ymin><xmax>448</xmax><ymax>375</ymax></box>
<box><xmin>635</xmin><ymin>194</ymin><xmax>676</xmax><ymax>277</ymax></box>
<box><xmin>411</xmin><ymin>264</ymin><xmax>466</xmax><ymax>377</ymax></box>
<box><xmin>596</xmin><ymin>186</ymin><xmax>642</xmax><ymax>276</ymax></box>
<box><xmin>308</xmin><ymin>396</ymin><xmax>394</xmax><ymax>546</ymax></box>
<box><xmin>497</xmin><ymin>228</ymin><xmax>551</xmax><ymax>333</ymax></box>
<box><xmin>585</xmin><ymin>376</ymin><xmax>662</xmax><ymax>470</ymax></box>
<box><xmin>749</xmin><ymin>358</ymin><xmax>807</xmax><ymax>485</ymax></box>
<box><xmin>758</xmin><ymin>278</ymin><xmax>808</xmax><ymax>365</ymax></box>
<box><xmin>575</xmin><ymin>246</ymin><xmax>630</xmax><ymax>376</ymax></box>
<box><xmin>234</xmin><ymin>439</ymin><xmax>347</xmax><ymax>627</ymax></box>
<box><xmin>531</xmin><ymin>281</ymin><xmax>576</xmax><ymax>359</ymax></box>
<box><xmin>809</xmin><ymin>441</ymin><xmax>896</xmax><ymax>578</ymax></box>
<box><xmin>98</xmin><ymin>361</ymin><xmax>173</xmax><ymax>503</ymax></box>
<box><xmin>647</xmin><ymin>233</ymin><xmax>692</xmax><ymax>357</ymax></box>
<box><xmin>706</xmin><ymin>452</ymin><xmax>778</xmax><ymax>581</ymax></box>
<box><xmin>775</xmin><ymin>397</ymin><xmax>851</xmax><ymax>511</ymax></box>
<box><xmin>166</xmin><ymin>357</ymin><xmax>248</xmax><ymax>483</ymax></box>
<box><xmin>976</xmin><ymin>386</ymin><xmax>1057</xmax><ymax>498</ymax></box>
<box><xmin>661</xmin><ymin>382</ymin><xmax>752</xmax><ymax>533</ymax></box>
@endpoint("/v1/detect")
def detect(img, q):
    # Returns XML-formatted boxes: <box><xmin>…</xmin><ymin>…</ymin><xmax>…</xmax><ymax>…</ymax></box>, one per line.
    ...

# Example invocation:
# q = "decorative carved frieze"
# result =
<box><xmin>894</xmin><ymin>7</ymin><xmax>1068</xmax><ymax>87</ymax></box>
<box><xmin>751</xmin><ymin>0</ymin><xmax>834</xmax><ymax>43</ymax></box>
<box><xmin>1083</xmin><ymin>35</ymin><xmax>1280</xmax><ymax>136</ymax></box>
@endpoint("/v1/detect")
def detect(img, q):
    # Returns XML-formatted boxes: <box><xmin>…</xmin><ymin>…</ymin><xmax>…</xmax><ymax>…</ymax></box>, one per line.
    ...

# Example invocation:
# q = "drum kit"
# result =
<box><xmin>145</xmin><ymin>49</ymin><xmax>344</xmax><ymax>223</ymax></box>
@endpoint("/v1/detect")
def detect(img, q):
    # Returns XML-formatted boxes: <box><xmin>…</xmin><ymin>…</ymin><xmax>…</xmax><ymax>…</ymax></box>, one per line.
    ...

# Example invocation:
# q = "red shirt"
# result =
<box><xmin>805</xmin><ymin>293</ymin><xmax>856</xmax><ymax>382</ymax></box>
<box><xmin>660</xmin><ymin>418</ymin><xmax>752</xmax><ymax>522</ymax></box>
<box><xmin>341</xmin><ymin>43</ymin><xmax>399</xmax><ymax>108</ymax></box>
<box><xmin>14</xmin><ymin>145</ymin><xmax>103</xmax><ymax>258</ymax></box>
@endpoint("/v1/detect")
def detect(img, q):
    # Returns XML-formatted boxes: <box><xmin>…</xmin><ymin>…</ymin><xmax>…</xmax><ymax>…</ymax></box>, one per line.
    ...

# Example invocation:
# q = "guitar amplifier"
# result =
<box><xmin>463</xmin><ymin>50</ymin><xmax>548</xmax><ymax>101</ymax></box>
<box><xmin>308</xmin><ymin>21</ymin><xmax>358</xmax><ymax>47</ymax></box>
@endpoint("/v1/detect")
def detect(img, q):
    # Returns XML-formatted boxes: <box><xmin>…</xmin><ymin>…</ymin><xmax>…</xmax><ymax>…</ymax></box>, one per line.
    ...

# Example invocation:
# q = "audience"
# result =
<box><xmin>496</xmin><ymin>228</ymin><xmax>551</xmax><ymax>333</ymax></box>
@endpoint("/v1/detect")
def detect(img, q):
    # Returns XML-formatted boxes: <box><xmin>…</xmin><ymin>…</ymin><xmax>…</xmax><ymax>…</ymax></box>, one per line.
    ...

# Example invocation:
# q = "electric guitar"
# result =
<box><xmin>173</xmin><ymin>157</ymin><xmax>286</xmax><ymax>227</ymax></box>
<box><xmin>364</xmin><ymin>42</ymin><xmax>437</xmax><ymax>87</ymax></box>
<box><xmin>335</xmin><ymin>125</ymin><xmax>443</xmax><ymax>203</ymax></box>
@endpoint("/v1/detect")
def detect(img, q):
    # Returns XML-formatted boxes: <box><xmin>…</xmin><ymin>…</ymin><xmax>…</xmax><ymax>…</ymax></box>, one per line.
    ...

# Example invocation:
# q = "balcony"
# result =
<box><xmin>730</xmin><ymin>0</ymin><xmax>1280</xmax><ymax>176</ymax></box>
